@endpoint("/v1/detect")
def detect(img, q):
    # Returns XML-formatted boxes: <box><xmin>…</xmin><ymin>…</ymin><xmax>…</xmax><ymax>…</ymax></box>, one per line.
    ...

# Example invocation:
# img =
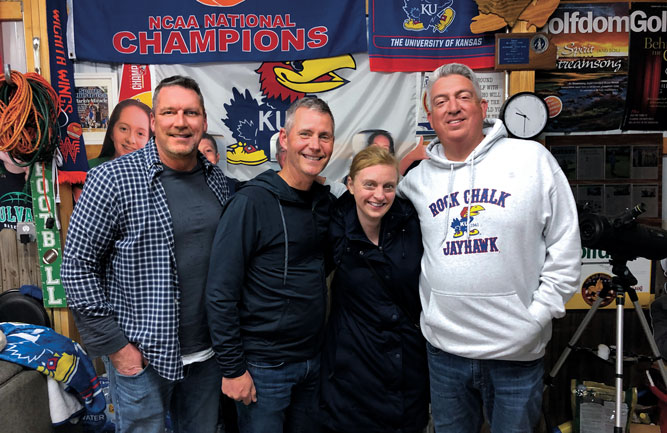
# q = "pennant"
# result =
<box><xmin>46</xmin><ymin>0</ymin><xmax>89</xmax><ymax>184</ymax></box>
<box><xmin>119</xmin><ymin>64</ymin><xmax>153</xmax><ymax>107</ymax></box>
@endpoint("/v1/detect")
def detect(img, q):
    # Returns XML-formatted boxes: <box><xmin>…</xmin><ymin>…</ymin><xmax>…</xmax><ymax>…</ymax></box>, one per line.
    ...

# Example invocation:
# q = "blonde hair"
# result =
<box><xmin>348</xmin><ymin>146</ymin><xmax>398</xmax><ymax>180</ymax></box>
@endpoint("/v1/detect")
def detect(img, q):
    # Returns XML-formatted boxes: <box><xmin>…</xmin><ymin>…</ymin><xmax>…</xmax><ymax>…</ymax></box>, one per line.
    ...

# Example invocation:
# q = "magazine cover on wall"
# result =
<box><xmin>154</xmin><ymin>53</ymin><xmax>417</xmax><ymax>182</ymax></box>
<box><xmin>622</xmin><ymin>2</ymin><xmax>667</xmax><ymax>130</ymax></box>
<box><xmin>535</xmin><ymin>2</ymin><xmax>629</xmax><ymax>132</ymax></box>
<box><xmin>74</xmin><ymin>73</ymin><xmax>118</xmax><ymax>144</ymax></box>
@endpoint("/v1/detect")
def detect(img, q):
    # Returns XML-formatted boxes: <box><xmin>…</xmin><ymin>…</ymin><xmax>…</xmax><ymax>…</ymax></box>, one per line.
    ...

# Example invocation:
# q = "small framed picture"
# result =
<box><xmin>74</xmin><ymin>73</ymin><xmax>118</xmax><ymax>144</ymax></box>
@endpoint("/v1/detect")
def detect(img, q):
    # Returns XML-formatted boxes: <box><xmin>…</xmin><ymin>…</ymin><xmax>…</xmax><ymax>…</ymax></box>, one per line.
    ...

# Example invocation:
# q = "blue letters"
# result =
<box><xmin>442</xmin><ymin>237</ymin><xmax>499</xmax><ymax>256</ymax></box>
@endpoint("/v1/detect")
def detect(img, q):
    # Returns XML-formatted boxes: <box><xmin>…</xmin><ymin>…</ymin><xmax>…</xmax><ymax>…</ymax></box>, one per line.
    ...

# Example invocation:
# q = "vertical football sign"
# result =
<box><xmin>30</xmin><ymin>163</ymin><xmax>66</xmax><ymax>307</ymax></box>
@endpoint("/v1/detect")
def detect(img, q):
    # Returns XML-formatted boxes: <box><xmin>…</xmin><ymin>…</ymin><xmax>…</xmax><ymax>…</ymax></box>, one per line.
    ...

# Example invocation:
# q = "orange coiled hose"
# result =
<box><xmin>0</xmin><ymin>70</ymin><xmax>60</xmax><ymax>166</ymax></box>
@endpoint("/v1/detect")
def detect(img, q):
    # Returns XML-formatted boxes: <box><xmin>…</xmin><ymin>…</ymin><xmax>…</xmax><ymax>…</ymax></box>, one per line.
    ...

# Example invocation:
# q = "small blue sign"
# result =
<box><xmin>498</xmin><ymin>38</ymin><xmax>529</xmax><ymax>65</ymax></box>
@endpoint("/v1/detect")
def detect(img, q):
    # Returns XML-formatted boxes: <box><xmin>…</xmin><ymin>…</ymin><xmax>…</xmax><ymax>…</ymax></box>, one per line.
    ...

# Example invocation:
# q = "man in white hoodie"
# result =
<box><xmin>398</xmin><ymin>63</ymin><xmax>581</xmax><ymax>432</ymax></box>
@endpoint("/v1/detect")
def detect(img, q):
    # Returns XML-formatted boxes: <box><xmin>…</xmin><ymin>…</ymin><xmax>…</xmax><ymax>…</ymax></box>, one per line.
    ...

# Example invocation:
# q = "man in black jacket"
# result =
<box><xmin>206</xmin><ymin>96</ymin><xmax>335</xmax><ymax>433</ymax></box>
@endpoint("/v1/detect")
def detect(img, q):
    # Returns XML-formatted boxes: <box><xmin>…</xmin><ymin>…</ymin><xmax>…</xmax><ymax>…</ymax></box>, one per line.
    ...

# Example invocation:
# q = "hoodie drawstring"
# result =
<box><xmin>401</xmin><ymin>227</ymin><xmax>406</xmax><ymax>259</ymax></box>
<box><xmin>440</xmin><ymin>152</ymin><xmax>476</xmax><ymax>246</ymax></box>
<box><xmin>441</xmin><ymin>163</ymin><xmax>455</xmax><ymax>247</ymax></box>
<box><xmin>466</xmin><ymin>151</ymin><xmax>476</xmax><ymax>241</ymax></box>
<box><xmin>276</xmin><ymin>197</ymin><xmax>289</xmax><ymax>286</ymax></box>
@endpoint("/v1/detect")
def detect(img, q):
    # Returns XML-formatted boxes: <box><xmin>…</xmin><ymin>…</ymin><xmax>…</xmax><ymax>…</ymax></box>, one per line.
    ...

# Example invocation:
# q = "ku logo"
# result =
<box><xmin>451</xmin><ymin>205</ymin><xmax>485</xmax><ymax>238</ymax></box>
<box><xmin>222</xmin><ymin>55</ymin><xmax>356</xmax><ymax>166</ymax></box>
<box><xmin>37</xmin><ymin>352</ymin><xmax>76</xmax><ymax>383</ymax></box>
<box><xmin>402</xmin><ymin>0</ymin><xmax>455</xmax><ymax>33</ymax></box>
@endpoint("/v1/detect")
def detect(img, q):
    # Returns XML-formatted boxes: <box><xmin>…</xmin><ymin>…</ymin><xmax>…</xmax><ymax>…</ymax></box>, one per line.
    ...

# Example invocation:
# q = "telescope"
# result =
<box><xmin>547</xmin><ymin>203</ymin><xmax>667</xmax><ymax>433</ymax></box>
<box><xmin>579</xmin><ymin>203</ymin><xmax>667</xmax><ymax>261</ymax></box>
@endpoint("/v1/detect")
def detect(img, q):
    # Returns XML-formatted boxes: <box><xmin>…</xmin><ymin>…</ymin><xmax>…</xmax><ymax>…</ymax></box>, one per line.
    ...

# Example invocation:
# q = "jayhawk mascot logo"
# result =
<box><xmin>451</xmin><ymin>205</ymin><xmax>485</xmax><ymax>238</ymax></box>
<box><xmin>403</xmin><ymin>0</ymin><xmax>455</xmax><ymax>33</ymax></box>
<box><xmin>222</xmin><ymin>55</ymin><xmax>356</xmax><ymax>166</ymax></box>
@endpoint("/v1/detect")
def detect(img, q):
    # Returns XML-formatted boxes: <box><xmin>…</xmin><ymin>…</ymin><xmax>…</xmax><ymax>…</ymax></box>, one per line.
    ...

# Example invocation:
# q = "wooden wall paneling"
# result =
<box><xmin>86</xmin><ymin>144</ymin><xmax>102</xmax><ymax>162</ymax></box>
<box><xmin>59</xmin><ymin>184</ymin><xmax>73</xmax><ymax>238</ymax></box>
<box><xmin>21</xmin><ymin>0</ymin><xmax>48</xmax><ymax>75</ymax></box>
<box><xmin>0</xmin><ymin>230</ymin><xmax>20</xmax><ymax>291</ymax></box>
<box><xmin>21</xmin><ymin>0</ymin><xmax>35</xmax><ymax>73</ymax></box>
<box><xmin>17</xmin><ymin>237</ymin><xmax>39</xmax><ymax>287</ymax></box>
<box><xmin>0</xmin><ymin>2</ymin><xmax>22</xmax><ymax>21</ymax></box>
<box><xmin>508</xmin><ymin>20</ymin><xmax>536</xmax><ymax>95</ymax></box>
<box><xmin>1</xmin><ymin>228</ymin><xmax>44</xmax><ymax>292</ymax></box>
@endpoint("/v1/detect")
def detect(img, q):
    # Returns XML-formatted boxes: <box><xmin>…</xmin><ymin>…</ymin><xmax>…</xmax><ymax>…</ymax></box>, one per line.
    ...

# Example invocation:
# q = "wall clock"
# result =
<box><xmin>499</xmin><ymin>91</ymin><xmax>549</xmax><ymax>139</ymax></box>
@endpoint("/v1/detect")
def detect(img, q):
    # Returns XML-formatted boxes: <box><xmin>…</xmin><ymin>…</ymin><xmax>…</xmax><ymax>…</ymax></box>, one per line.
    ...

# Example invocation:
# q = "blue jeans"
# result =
<box><xmin>427</xmin><ymin>342</ymin><xmax>543</xmax><ymax>433</ymax></box>
<box><xmin>235</xmin><ymin>356</ymin><xmax>321</xmax><ymax>433</ymax></box>
<box><xmin>103</xmin><ymin>356</ymin><xmax>222</xmax><ymax>433</ymax></box>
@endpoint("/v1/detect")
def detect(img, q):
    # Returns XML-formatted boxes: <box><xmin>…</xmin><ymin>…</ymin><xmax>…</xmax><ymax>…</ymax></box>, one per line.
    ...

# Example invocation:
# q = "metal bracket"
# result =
<box><xmin>3</xmin><ymin>64</ymin><xmax>11</xmax><ymax>84</ymax></box>
<box><xmin>17</xmin><ymin>222</ymin><xmax>37</xmax><ymax>244</ymax></box>
<box><xmin>32</xmin><ymin>37</ymin><xmax>41</xmax><ymax>74</ymax></box>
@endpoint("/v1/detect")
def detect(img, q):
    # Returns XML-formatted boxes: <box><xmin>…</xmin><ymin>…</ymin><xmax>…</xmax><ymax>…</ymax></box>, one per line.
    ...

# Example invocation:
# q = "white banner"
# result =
<box><xmin>154</xmin><ymin>53</ymin><xmax>417</xmax><ymax>182</ymax></box>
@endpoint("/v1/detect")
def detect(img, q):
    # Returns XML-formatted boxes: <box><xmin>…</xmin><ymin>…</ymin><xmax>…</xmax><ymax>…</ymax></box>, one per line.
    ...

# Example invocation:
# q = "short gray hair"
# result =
<box><xmin>283</xmin><ymin>96</ymin><xmax>335</xmax><ymax>135</ymax></box>
<box><xmin>153</xmin><ymin>75</ymin><xmax>206</xmax><ymax>115</ymax></box>
<box><xmin>426</xmin><ymin>63</ymin><xmax>482</xmax><ymax>110</ymax></box>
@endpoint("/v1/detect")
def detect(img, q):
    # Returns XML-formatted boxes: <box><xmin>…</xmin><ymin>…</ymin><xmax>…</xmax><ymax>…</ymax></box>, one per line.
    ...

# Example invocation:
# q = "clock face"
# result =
<box><xmin>502</xmin><ymin>93</ymin><xmax>549</xmax><ymax>139</ymax></box>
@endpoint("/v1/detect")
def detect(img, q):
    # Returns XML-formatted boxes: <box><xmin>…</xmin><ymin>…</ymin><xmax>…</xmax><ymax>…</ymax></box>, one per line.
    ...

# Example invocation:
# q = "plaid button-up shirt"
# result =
<box><xmin>62</xmin><ymin>138</ymin><xmax>231</xmax><ymax>380</ymax></box>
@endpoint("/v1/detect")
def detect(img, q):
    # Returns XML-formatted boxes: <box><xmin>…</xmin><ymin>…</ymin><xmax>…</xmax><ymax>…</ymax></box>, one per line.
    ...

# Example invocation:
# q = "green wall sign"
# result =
<box><xmin>30</xmin><ymin>163</ymin><xmax>66</xmax><ymax>307</ymax></box>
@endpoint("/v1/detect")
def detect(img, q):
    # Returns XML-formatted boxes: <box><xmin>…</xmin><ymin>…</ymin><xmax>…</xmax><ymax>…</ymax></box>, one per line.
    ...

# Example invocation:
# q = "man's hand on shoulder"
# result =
<box><xmin>222</xmin><ymin>371</ymin><xmax>257</xmax><ymax>405</ymax></box>
<box><xmin>109</xmin><ymin>343</ymin><xmax>144</xmax><ymax>376</ymax></box>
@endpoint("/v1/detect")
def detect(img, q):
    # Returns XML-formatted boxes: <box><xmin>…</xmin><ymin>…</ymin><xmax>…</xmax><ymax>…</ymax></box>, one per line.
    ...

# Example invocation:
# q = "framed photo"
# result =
<box><xmin>632</xmin><ymin>145</ymin><xmax>660</xmax><ymax>179</ymax></box>
<box><xmin>550</xmin><ymin>145</ymin><xmax>577</xmax><ymax>181</ymax></box>
<box><xmin>74</xmin><ymin>73</ymin><xmax>118</xmax><ymax>144</ymax></box>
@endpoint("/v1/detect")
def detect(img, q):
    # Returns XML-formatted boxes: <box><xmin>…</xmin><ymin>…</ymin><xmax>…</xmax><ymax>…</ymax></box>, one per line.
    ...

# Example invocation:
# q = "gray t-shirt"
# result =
<box><xmin>161</xmin><ymin>162</ymin><xmax>222</xmax><ymax>355</ymax></box>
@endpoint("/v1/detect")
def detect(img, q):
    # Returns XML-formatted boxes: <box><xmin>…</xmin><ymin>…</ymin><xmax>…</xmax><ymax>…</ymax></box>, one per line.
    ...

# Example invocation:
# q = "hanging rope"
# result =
<box><xmin>0</xmin><ymin>70</ymin><xmax>61</xmax><ymax>167</ymax></box>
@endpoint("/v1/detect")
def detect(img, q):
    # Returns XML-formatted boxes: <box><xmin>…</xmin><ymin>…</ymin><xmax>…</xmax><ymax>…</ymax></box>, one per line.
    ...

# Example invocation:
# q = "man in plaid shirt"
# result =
<box><xmin>62</xmin><ymin>76</ymin><xmax>233</xmax><ymax>433</ymax></box>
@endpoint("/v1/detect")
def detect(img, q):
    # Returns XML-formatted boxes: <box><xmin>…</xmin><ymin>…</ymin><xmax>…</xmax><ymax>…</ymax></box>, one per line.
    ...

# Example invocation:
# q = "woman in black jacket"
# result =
<box><xmin>320</xmin><ymin>146</ymin><xmax>429</xmax><ymax>433</ymax></box>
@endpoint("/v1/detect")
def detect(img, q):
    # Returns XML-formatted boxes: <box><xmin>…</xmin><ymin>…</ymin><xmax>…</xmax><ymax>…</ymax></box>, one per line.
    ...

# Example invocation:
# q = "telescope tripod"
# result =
<box><xmin>544</xmin><ymin>257</ymin><xmax>667</xmax><ymax>433</ymax></box>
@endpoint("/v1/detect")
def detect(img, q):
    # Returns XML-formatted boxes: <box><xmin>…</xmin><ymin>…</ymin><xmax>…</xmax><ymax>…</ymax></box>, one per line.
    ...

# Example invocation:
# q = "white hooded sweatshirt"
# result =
<box><xmin>398</xmin><ymin>119</ymin><xmax>581</xmax><ymax>361</ymax></box>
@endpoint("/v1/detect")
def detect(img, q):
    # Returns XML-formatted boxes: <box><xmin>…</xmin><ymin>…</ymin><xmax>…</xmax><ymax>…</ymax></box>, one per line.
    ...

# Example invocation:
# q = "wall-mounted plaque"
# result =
<box><xmin>495</xmin><ymin>32</ymin><xmax>556</xmax><ymax>70</ymax></box>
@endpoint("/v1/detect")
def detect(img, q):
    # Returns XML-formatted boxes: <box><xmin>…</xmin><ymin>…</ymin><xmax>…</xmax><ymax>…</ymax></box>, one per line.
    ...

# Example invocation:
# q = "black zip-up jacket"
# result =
<box><xmin>319</xmin><ymin>192</ymin><xmax>429</xmax><ymax>433</ymax></box>
<box><xmin>206</xmin><ymin>169</ymin><xmax>334</xmax><ymax>378</ymax></box>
